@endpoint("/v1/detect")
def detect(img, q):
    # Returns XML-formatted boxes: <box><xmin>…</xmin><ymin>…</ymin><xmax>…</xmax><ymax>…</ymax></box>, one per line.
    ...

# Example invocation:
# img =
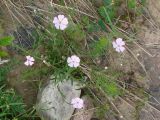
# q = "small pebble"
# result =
<box><xmin>120</xmin><ymin>115</ymin><xmax>123</xmax><ymax>118</ymax></box>
<box><xmin>104</xmin><ymin>66</ymin><xmax>108</xmax><ymax>70</ymax></box>
<box><xmin>137</xmin><ymin>53</ymin><xmax>140</xmax><ymax>56</ymax></box>
<box><xmin>34</xmin><ymin>9</ymin><xmax>37</xmax><ymax>13</ymax></box>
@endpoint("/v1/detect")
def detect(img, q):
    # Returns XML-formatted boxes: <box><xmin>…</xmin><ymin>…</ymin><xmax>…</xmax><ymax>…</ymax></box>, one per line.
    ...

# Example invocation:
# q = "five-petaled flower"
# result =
<box><xmin>71</xmin><ymin>97</ymin><xmax>84</xmax><ymax>109</ymax></box>
<box><xmin>24</xmin><ymin>56</ymin><xmax>35</xmax><ymax>66</ymax></box>
<box><xmin>53</xmin><ymin>15</ymin><xmax>68</xmax><ymax>30</ymax></box>
<box><xmin>67</xmin><ymin>55</ymin><xmax>80</xmax><ymax>68</ymax></box>
<box><xmin>112</xmin><ymin>38</ymin><xmax>125</xmax><ymax>53</ymax></box>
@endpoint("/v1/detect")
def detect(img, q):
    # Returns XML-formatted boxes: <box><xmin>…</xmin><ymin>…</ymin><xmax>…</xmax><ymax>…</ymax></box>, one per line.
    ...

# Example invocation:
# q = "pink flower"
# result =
<box><xmin>112</xmin><ymin>38</ymin><xmax>125</xmax><ymax>52</ymax></box>
<box><xmin>24</xmin><ymin>56</ymin><xmax>35</xmax><ymax>66</ymax></box>
<box><xmin>71</xmin><ymin>97</ymin><xmax>84</xmax><ymax>109</ymax></box>
<box><xmin>53</xmin><ymin>15</ymin><xmax>68</xmax><ymax>30</ymax></box>
<box><xmin>67</xmin><ymin>55</ymin><xmax>80</xmax><ymax>68</ymax></box>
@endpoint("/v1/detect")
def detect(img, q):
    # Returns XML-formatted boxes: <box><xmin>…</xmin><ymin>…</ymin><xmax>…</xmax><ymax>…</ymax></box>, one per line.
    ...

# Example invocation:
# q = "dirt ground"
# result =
<box><xmin>115</xmin><ymin>1</ymin><xmax>160</xmax><ymax>119</ymax></box>
<box><xmin>1</xmin><ymin>0</ymin><xmax>160</xmax><ymax>120</ymax></box>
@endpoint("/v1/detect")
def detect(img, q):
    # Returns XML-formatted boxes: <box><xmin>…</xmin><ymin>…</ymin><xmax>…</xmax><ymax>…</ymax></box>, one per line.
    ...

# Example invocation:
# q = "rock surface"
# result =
<box><xmin>7</xmin><ymin>26</ymin><xmax>37</xmax><ymax>54</ymax></box>
<box><xmin>37</xmin><ymin>80</ymin><xmax>81</xmax><ymax>120</ymax></box>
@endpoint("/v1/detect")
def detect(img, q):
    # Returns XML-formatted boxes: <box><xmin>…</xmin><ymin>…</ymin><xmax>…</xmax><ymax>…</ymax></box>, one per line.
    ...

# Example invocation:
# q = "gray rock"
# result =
<box><xmin>37</xmin><ymin>80</ymin><xmax>81</xmax><ymax>120</ymax></box>
<box><xmin>7</xmin><ymin>26</ymin><xmax>37</xmax><ymax>53</ymax></box>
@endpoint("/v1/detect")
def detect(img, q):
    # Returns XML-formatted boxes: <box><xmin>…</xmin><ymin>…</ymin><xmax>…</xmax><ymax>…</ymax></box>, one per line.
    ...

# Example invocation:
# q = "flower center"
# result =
<box><xmin>59</xmin><ymin>19</ymin><xmax>63</xmax><ymax>24</ymax></box>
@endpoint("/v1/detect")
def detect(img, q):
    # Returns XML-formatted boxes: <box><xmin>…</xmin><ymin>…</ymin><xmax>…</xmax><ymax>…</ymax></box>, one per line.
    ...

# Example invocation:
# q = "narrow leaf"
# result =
<box><xmin>0</xmin><ymin>51</ymin><xmax>8</xmax><ymax>57</ymax></box>
<box><xmin>0</xmin><ymin>36</ymin><xmax>14</xmax><ymax>46</ymax></box>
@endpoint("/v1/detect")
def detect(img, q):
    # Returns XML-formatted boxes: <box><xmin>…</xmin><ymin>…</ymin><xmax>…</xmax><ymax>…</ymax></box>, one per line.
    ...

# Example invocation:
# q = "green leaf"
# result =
<box><xmin>128</xmin><ymin>0</ymin><xmax>136</xmax><ymax>9</ymax></box>
<box><xmin>81</xmin><ymin>16</ymin><xmax>89</xmax><ymax>25</ymax></box>
<box><xmin>65</xmin><ymin>24</ymin><xmax>85</xmax><ymax>42</ymax></box>
<box><xmin>87</xmin><ymin>22</ymin><xmax>100</xmax><ymax>33</ymax></box>
<box><xmin>0</xmin><ymin>36</ymin><xmax>14</xmax><ymax>46</ymax></box>
<box><xmin>98</xmin><ymin>19</ymin><xmax>107</xmax><ymax>31</ymax></box>
<box><xmin>90</xmin><ymin>37</ymin><xmax>109</xmax><ymax>57</ymax></box>
<box><xmin>140</xmin><ymin>0</ymin><xmax>146</xmax><ymax>5</ymax></box>
<box><xmin>0</xmin><ymin>51</ymin><xmax>8</xmax><ymax>57</ymax></box>
<box><xmin>91</xmin><ymin>71</ymin><xmax>121</xmax><ymax>97</ymax></box>
<box><xmin>103</xmin><ymin>0</ymin><xmax>112</xmax><ymax>5</ymax></box>
<box><xmin>105</xmin><ymin>82</ymin><xmax>120</xmax><ymax>97</ymax></box>
<box><xmin>0</xmin><ymin>113</ymin><xmax>8</xmax><ymax>117</ymax></box>
<box><xmin>98</xmin><ymin>6</ymin><xmax>116</xmax><ymax>23</ymax></box>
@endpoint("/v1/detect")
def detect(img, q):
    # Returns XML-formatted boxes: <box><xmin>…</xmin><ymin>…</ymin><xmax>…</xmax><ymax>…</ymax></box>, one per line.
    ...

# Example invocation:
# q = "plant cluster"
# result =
<box><xmin>0</xmin><ymin>0</ymin><xmax>147</xmax><ymax>119</ymax></box>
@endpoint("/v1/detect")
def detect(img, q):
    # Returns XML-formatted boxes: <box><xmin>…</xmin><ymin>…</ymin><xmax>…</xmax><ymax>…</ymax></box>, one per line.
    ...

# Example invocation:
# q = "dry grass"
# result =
<box><xmin>1</xmin><ymin>0</ymin><xmax>160</xmax><ymax>119</ymax></box>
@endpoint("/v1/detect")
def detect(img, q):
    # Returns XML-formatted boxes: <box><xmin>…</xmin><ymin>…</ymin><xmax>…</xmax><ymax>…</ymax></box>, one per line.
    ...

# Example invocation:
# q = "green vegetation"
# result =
<box><xmin>0</xmin><ymin>36</ymin><xmax>14</xmax><ymax>57</ymax></box>
<box><xmin>0</xmin><ymin>87</ymin><xmax>25</xmax><ymax>119</ymax></box>
<box><xmin>0</xmin><ymin>65</ymin><xmax>26</xmax><ymax>120</ymax></box>
<box><xmin>0</xmin><ymin>0</ymin><xmax>148</xmax><ymax>119</ymax></box>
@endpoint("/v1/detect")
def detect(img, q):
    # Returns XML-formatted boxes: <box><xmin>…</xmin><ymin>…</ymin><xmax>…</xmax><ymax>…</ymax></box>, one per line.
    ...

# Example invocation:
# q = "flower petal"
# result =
<box><xmin>73</xmin><ymin>62</ymin><xmax>80</xmax><ymax>68</ymax></box>
<box><xmin>53</xmin><ymin>17</ymin><xmax>59</xmax><ymax>24</ymax></box>
<box><xmin>55</xmin><ymin>23</ymin><xmax>60</xmax><ymax>29</ymax></box>
<box><xmin>112</xmin><ymin>41</ymin><xmax>118</xmax><ymax>48</ymax></box>
<box><xmin>78</xmin><ymin>102</ymin><xmax>84</xmax><ymax>109</ymax></box>
<box><xmin>60</xmin><ymin>24</ymin><xmax>67</xmax><ymax>30</ymax></box>
<box><xmin>24</xmin><ymin>61</ymin><xmax>29</xmax><ymax>66</ymax></box>
<box><xmin>67</xmin><ymin>57</ymin><xmax>72</xmax><ymax>63</ymax></box>
<box><xmin>119</xmin><ymin>46</ymin><xmax>125</xmax><ymax>52</ymax></box>
<box><xmin>29</xmin><ymin>61</ymin><xmax>34</xmax><ymax>66</ymax></box>
<box><xmin>68</xmin><ymin>62</ymin><xmax>74</xmax><ymax>67</ymax></box>
<box><xmin>116</xmin><ymin>38</ymin><xmax>122</xmax><ymax>44</ymax></box>
<box><xmin>62</xmin><ymin>18</ymin><xmax>68</xmax><ymax>25</ymax></box>
<box><xmin>29</xmin><ymin>57</ymin><xmax>35</xmax><ymax>62</ymax></box>
<box><xmin>116</xmin><ymin>38</ymin><xmax>125</xmax><ymax>46</ymax></box>
<box><xmin>26</xmin><ymin>56</ymin><xmax>31</xmax><ymax>59</ymax></box>
<box><xmin>115</xmin><ymin>47</ymin><xmax>121</xmax><ymax>52</ymax></box>
<box><xmin>119</xmin><ymin>41</ymin><xmax>125</xmax><ymax>46</ymax></box>
<box><xmin>58</xmin><ymin>15</ymin><xmax>65</xmax><ymax>22</ymax></box>
<box><xmin>71</xmin><ymin>98</ymin><xmax>84</xmax><ymax>109</ymax></box>
<box><xmin>73</xmin><ymin>104</ymin><xmax>79</xmax><ymax>108</ymax></box>
<box><xmin>71</xmin><ymin>55</ymin><xmax>80</xmax><ymax>63</ymax></box>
